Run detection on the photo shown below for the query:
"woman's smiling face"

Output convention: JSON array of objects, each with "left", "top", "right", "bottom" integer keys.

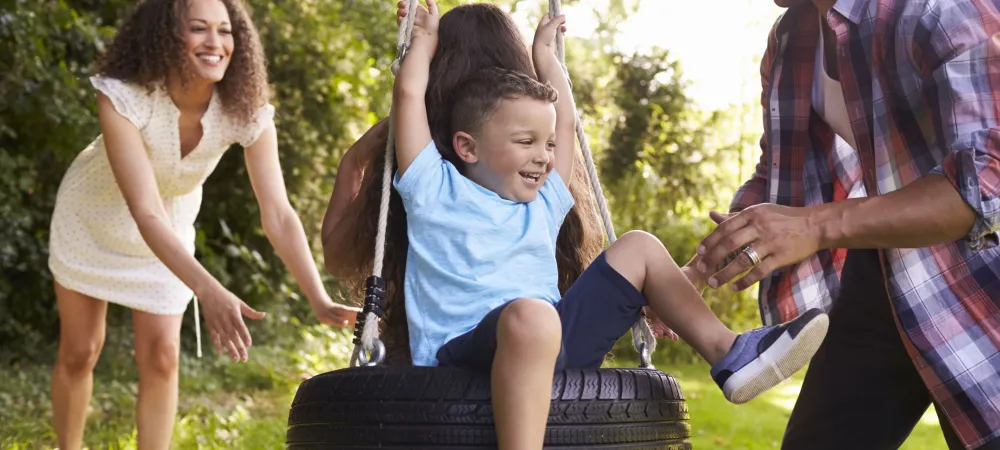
[{"left": 180, "top": 0, "right": 234, "bottom": 83}]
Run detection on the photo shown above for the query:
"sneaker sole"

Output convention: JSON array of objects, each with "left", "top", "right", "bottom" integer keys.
[{"left": 724, "top": 314, "right": 830, "bottom": 404}]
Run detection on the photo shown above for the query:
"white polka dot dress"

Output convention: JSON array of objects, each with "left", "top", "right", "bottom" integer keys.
[{"left": 48, "top": 75, "right": 274, "bottom": 315}]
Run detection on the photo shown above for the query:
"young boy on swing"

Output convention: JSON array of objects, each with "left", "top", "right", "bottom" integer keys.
[{"left": 386, "top": 0, "right": 829, "bottom": 447}]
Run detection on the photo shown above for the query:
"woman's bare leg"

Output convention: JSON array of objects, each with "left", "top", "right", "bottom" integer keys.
[
  {"left": 51, "top": 281, "right": 108, "bottom": 450},
  {"left": 132, "top": 310, "right": 184, "bottom": 450}
]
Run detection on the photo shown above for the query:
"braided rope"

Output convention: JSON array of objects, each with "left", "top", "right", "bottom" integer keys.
[
  {"left": 355, "top": 0, "right": 656, "bottom": 368},
  {"left": 352, "top": 0, "right": 419, "bottom": 367}
]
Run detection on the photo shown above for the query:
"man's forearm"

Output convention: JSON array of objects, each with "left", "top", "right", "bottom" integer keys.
[{"left": 815, "top": 174, "right": 978, "bottom": 249}]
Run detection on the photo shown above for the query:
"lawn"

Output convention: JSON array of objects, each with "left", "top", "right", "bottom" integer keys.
[
  {"left": 659, "top": 363, "right": 948, "bottom": 449},
  {"left": 1, "top": 327, "right": 949, "bottom": 449}
]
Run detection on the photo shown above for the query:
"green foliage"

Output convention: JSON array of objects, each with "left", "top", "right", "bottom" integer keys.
[
  {"left": 598, "top": 51, "right": 761, "bottom": 353},
  {"left": 0, "top": 0, "right": 132, "bottom": 359},
  {"left": 0, "top": 0, "right": 762, "bottom": 366},
  {"left": 565, "top": 35, "right": 760, "bottom": 362}
]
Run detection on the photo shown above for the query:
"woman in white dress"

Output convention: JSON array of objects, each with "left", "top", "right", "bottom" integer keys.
[{"left": 46, "top": 0, "right": 359, "bottom": 447}]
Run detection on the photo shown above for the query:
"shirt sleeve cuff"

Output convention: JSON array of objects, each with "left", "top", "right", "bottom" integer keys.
[{"left": 931, "top": 151, "right": 1000, "bottom": 251}]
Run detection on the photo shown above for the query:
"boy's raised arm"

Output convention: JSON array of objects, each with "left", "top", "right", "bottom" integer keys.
[
  {"left": 533, "top": 14, "right": 576, "bottom": 186},
  {"left": 393, "top": 0, "right": 439, "bottom": 177}
]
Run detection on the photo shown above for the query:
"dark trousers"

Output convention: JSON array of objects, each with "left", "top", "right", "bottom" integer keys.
[{"left": 781, "top": 249, "right": 999, "bottom": 449}]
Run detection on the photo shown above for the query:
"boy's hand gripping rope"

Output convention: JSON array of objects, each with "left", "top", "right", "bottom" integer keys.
[{"left": 351, "top": 0, "right": 657, "bottom": 369}]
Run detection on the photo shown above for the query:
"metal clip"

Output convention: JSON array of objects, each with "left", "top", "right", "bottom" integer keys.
[
  {"left": 356, "top": 339, "right": 386, "bottom": 367},
  {"left": 638, "top": 341, "right": 655, "bottom": 370},
  {"left": 398, "top": 43, "right": 409, "bottom": 63}
]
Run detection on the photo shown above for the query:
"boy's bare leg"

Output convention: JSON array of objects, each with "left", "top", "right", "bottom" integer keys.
[
  {"left": 491, "top": 298, "right": 562, "bottom": 450},
  {"left": 605, "top": 230, "right": 828, "bottom": 404},
  {"left": 605, "top": 231, "right": 737, "bottom": 364}
]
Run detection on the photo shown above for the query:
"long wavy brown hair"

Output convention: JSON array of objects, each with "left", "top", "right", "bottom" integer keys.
[
  {"left": 95, "top": 0, "right": 268, "bottom": 124},
  {"left": 335, "top": 3, "right": 604, "bottom": 365}
]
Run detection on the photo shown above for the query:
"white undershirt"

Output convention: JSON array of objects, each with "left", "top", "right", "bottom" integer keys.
[{"left": 812, "top": 13, "right": 858, "bottom": 150}]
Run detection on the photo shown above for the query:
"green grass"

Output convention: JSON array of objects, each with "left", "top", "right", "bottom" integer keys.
[
  {"left": 0, "top": 318, "right": 354, "bottom": 450},
  {"left": 1, "top": 331, "right": 950, "bottom": 449},
  {"left": 658, "top": 363, "right": 948, "bottom": 449}
]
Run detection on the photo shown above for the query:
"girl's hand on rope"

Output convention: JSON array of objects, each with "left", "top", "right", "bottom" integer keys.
[
  {"left": 396, "top": 1, "right": 410, "bottom": 25},
  {"left": 197, "top": 284, "right": 266, "bottom": 362},
  {"left": 408, "top": 0, "right": 439, "bottom": 40},
  {"left": 644, "top": 308, "right": 679, "bottom": 341},
  {"left": 311, "top": 297, "right": 361, "bottom": 328},
  {"left": 531, "top": 13, "right": 567, "bottom": 73}
]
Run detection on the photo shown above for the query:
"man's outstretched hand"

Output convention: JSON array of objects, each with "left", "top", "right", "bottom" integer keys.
[{"left": 696, "top": 204, "right": 823, "bottom": 292}]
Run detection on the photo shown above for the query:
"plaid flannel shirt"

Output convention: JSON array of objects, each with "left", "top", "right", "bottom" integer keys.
[{"left": 732, "top": 1, "right": 1000, "bottom": 447}]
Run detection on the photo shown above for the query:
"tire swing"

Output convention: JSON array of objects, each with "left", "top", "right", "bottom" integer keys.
[{"left": 286, "top": 1, "right": 692, "bottom": 448}]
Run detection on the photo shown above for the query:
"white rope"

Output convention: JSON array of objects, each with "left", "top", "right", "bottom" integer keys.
[
  {"left": 547, "top": 0, "right": 656, "bottom": 360},
  {"left": 193, "top": 296, "right": 202, "bottom": 358},
  {"left": 391, "top": 0, "right": 419, "bottom": 76},
  {"left": 359, "top": 102, "right": 396, "bottom": 356},
  {"left": 355, "top": 0, "right": 419, "bottom": 365}
]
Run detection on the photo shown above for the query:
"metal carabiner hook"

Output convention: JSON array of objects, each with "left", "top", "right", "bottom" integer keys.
[
  {"left": 638, "top": 341, "right": 655, "bottom": 370},
  {"left": 356, "top": 338, "right": 386, "bottom": 367}
]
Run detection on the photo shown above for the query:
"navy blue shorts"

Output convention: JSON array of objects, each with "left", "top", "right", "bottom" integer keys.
[{"left": 435, "top": 251, "right": 648, "bottom": 371}]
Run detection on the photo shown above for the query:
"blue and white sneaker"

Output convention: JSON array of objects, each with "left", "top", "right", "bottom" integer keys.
[{"left": 710, "top": 308, "right": 829, "bottom": 404}]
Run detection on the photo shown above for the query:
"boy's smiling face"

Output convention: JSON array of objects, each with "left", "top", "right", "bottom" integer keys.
[{"left": 454, "top": 96, "right": 557, "bottom": 202}]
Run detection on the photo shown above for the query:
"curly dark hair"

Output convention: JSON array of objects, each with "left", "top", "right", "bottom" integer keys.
[{"left": 95, "top": 0, "right": 268, "bottom": 124}]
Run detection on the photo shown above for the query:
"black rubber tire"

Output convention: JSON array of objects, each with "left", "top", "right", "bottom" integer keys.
[{"left": 286, "top": 366, "right": 692, "bottom": 449}]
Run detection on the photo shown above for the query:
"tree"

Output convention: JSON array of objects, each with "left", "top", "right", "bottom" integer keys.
[{"left": 561, "top": 29, "right": 762, "bottom": 361}]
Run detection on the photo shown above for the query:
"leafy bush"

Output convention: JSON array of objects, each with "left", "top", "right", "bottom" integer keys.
[{"left": 0, "top": 0, "right": 760, "bottom": 367}]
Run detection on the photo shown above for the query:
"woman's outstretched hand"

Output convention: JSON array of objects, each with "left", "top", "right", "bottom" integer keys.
[{"left": 197, "top": 284, "right": 266, "bottom": 362}]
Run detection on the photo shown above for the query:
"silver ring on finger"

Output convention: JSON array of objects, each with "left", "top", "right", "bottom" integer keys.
[{"left": 743, "top": 246, "right": 762, "bottom": 266}]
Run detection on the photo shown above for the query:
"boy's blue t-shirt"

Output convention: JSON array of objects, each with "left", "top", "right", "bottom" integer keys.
[{"left": 392, "top": 141, "right": 576, "bottom": 366}]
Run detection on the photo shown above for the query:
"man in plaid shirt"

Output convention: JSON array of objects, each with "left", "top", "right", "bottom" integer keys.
[{"left": 695, "top": 0, "right": 1000, "bottom": 448}]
